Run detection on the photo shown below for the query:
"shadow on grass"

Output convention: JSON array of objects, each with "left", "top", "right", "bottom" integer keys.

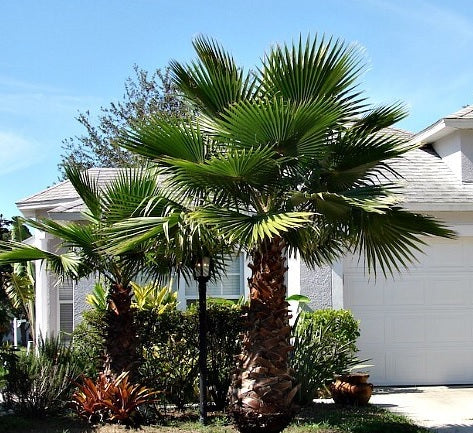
[
  {"left": 293, "top": 402, "right": 430, "bottom": 433},
  {"left": 2, "top": 404, "right": 430, "bottom": 433},
  {"left": 2, "top": 414, "right": 92, "bottom": 433}
]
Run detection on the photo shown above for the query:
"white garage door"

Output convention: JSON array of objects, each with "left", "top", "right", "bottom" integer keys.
[{"left": 344, "top": 237, "right": 473, "bottom": 386}]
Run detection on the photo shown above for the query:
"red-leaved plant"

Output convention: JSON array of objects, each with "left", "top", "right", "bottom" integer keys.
[{"left": 71, "top": 371, "right": 159, "bottom": 424}]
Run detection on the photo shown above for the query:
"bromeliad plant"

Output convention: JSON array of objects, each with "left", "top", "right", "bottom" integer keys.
[
  {"left": 71, "top": 371, "right": 159, "bottom": 425},
  {"left": 111, "top": 35, "right": 455, "bottom": 433}
]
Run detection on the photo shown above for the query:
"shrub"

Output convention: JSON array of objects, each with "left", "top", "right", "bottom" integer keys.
[
  {"left": 71, "top": 309, "right": 106, "bottom": 377},
  {"left": 74, "top": 300, "right": 243, "bottom": 412},
  {"left": 290, "top": 309, "right": 362, "bottom": 406},
  {"left": 1, "top": 336, "right": 82, "bottom": 416},
  {"left": 71, "top": 371, "right": 159, "bottom": 425},
  {"left": 201, "top": 300, "right": 242, "bottom": 410},
  {"left": 137, "top": 309, "right": 199, "bottom": 410}
]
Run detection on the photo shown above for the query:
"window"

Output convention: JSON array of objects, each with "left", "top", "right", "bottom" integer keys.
[
  {"left": 184, "top": 255, "right": 244, "bottom": 302},
  {"left": 57, "top": 279, "right": 74, "bottom": 338}
]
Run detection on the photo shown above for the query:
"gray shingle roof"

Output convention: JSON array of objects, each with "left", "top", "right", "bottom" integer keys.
[
  {"left": 16, "top": 168, "right": 124, "bottom": 209},
  {"left": 445, "top": 105, "right": 473, "bottom": 119},
  {"left": 16, "top": 111, "right": 473, "bottom": 215},
  {"left": 389, "top": 148, "right": 473, "bottom": 209}
]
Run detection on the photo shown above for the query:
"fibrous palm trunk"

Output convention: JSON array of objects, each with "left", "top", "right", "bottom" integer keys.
[
  {"left": 229, "top": 237, "right": 299, "bottom": 433},
  {"left": 104, "top": 283, "right": 137, "bottom": 377}
]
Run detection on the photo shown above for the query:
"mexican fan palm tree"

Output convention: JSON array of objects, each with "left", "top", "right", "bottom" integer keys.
[
  {"left": 0, "top": 166, "right": 178, "bottom": 376},
  {"left": 111, "top": 36, "right": 454, "bottom": 432}
]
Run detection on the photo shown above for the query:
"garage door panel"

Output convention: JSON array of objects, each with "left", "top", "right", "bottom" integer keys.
[
  {"left": 343, "top": 236, "right": 473, "bottom": 385},
  {"left": 344, "top": 278, "right": 383, "bottom": 306},
  {"left": 429, "top": 279, "right": 473, "bottom": 305},
  {"left": 425, "top": 313, "right": 473, "bottom": 342},
  {"left": 389, "top": 315, "right": 425, "bottom": 344},
  {"left": 384, "top": 280, "right": 425, "bottom": 305},
  {"left": 357, "top": 316, "right": 385, "bottom": 344},
  {"left": 388, "top": 352, "right": 427, "bottom": 385},
  {"left": 426, "top": 350, "right": 473, "bottom": 383}
]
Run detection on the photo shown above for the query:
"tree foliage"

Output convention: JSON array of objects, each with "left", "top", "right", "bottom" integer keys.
[{"left": 59, "top": 66, "right": 188, "bottom": 177}]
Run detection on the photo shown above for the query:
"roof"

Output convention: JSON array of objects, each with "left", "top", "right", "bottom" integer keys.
[
  {"left": 389, "top": 147, "right": 473, "bottom": 211},
  {"left": 412, "top": 105, "right": 473, "bottom": 145},
  {"left": 16, "top": 168, "right": 126, "bottom": 217},
  {"left": 16, "top": 108, "right": 473, "bottom": 216}
]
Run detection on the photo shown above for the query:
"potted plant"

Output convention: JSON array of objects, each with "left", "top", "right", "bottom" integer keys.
[{"left": 330, "top": 366, "right": 374, "bottom": 406}]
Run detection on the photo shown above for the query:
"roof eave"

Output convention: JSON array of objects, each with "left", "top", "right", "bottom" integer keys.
[
  {"left": 403, "top": 201, "right": 473, "bottom": 212},
  {"left": 410, "top": 118, "right": 473, "bottom": 145}
]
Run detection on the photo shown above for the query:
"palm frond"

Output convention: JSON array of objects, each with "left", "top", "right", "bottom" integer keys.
[
  {"left": 212, "top": 98, "right": 340, "bottom": 159},
  {"left": 161, "top": 146, "right": 280, "bottom": 207},
  {"left": 191, "top": 207, "right": 314, "bottom": 247},
  {"left": 170, "top": 35, "right": 256, "bottom": 117},
  {"left": 120, "top": 116, "right": 207, "bottom": 162},
  {"left": 260, "top": 35, "right": 366, "bottom": 113},
  {"left": 5, "top": 273, "right": 34, "bottom": 309},
  {"left": 65, "top": 165, "right": 102, "bottom": 218},
  {"left": 0, "top": 241, "right": 81, "bottom": 278},
  {"left": 350, "top": 208, "right": 456, "bottom": 277}
]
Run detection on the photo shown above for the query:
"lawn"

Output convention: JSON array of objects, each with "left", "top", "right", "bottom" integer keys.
[{"left": 1, "top": 402, "right": 429, "bottom": 433}]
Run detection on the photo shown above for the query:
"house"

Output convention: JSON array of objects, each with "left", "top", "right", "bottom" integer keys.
[{"left": 16, "top": 106, "right": 473, "bottom": 386}]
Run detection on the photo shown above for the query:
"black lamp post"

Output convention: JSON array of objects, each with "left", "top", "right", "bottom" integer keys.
[{"left": 193, "top": 256, "right": 211, "bottom": 425}]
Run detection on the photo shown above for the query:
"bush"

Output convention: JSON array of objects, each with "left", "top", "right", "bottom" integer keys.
[
  {"left": 71, "top": 309, "right": 106, "bottom": 377},
  {"left": 202, "top": 300, "right": 242, "bottom": 410},
  {"left": 0, "top": 336, "right": 82, "bottom": 416},
  {"left": 290, "top": 309, "right": 362, "bottom": 406},
  {"left": 137, "top": 309, "right": 199, "bottom": 410},
  {"left": 73, "top": 301, "right": 243, "bottom": 412}
]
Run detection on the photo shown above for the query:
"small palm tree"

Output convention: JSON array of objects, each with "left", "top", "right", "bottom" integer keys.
[
  {"left": 0, "top": 166, "right": 177, "bottom": 376},
  {"left": 112, "top": 35, "right": 454, "bottom": 432},
  {"left": 4, "top": 217, "right": 36, "bottom": 342}
]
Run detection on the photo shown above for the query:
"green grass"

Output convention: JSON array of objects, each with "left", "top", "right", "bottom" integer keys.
[{"left": 1, "top": 403, "right": 429, "bottom": 433}]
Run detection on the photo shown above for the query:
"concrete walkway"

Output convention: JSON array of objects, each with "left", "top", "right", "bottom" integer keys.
[{"left": 370, "top": 386, "right": 473, "bottom": 433}]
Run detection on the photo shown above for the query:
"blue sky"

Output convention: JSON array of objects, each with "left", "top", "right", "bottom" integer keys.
[{"left": 1, "top": 0, "right": 473, "bottom": 219}]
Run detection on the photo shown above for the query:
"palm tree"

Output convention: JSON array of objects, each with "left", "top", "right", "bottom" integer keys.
[
  {"left": 109, "top": 36, "right": 453, "bottom": 432},
  {"left": 4, "top": 217, "right": 36, "bottom": 343},
  {"left": 0, "top": 166, "right": 178, "bottom": 376}
]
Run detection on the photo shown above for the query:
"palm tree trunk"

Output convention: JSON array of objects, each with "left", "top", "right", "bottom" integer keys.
[
  {"left": 104, "top": 283, "right": 137, "bottom": 377},
  {"left": 229, "top": 237, "right": 299, "bottom": 433}
]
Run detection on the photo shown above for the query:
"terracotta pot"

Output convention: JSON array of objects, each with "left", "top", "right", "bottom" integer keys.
[{"left": 330, "top": 373, "right": 373, "bottom": 406}]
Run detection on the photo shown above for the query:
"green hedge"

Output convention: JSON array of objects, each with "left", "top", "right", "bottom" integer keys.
[
  {"left": 72, "top": 300, "right": 242, "bottom": 411},
  {"left": 71, "top": 305, "right": 362, "bottom": 410}
]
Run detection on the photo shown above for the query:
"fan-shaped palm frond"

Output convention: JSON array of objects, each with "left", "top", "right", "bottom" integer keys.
[
  {"left": 121, "top": 116, "right": 207, "bottom": 162},
  {"left": 260, "top": 35, "right": 366, "bottom": 111},
  {"left": 191, "top": 206, "right": 314, "bottom": 248},
  {"left": 0, "top": 241, "right": 81, "bottom": 279},
  {"left": 170, "top": 35, "right": 256, "bottom": 117}
]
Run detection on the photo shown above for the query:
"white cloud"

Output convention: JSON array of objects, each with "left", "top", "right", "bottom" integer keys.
[{"left": 0, "top": 131, "right": 44, "bottom": 175}]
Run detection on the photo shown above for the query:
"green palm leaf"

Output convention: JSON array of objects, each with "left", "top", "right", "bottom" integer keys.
[
  {"left": 121, "top": 116, "right": 207, "bottom": 162},
  {"left": 0, "top": 241, "right": 81, "bottom": 278},
  {"left": 170, "top": 35, "right": 256, "bottom": 117},
  {"left": 211, "top": 97, "right": 340, "bottom": 158},
  {"left": 260, "top": 35, "right": 366, "bottom": 112},
  {"left": 191, "top": 207, "right": 314, "bottom": 247},
  {"left": 350, "top": 208, "right": 455, "bottom": 276},
  {"left": 65, "top": 165, "right": 102, "bottom": 218}
]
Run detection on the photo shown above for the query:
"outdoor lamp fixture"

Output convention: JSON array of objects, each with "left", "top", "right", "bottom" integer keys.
[
  {"left": 193, "top": 255, "right": 212, "bottom": 425},
  {"left": 194, "top": 256, "right": 211, "bottom": 281}
]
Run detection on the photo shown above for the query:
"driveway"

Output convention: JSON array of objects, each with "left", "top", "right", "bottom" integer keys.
[{"left": 370, "top": 386, "right": 473, "bottom": 433}]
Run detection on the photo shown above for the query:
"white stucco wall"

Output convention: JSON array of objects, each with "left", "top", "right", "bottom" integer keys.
[
  {"left": 460, "top": 130, "right": 473, "bottom": 183},
  {"left": 299, "top": 262, "right": 332, "bottom": 310},
  {"left": 433, "top": 132, "right": 462, "bottom": 180},
  {"left": 73, "top": 276, "right": 95, "bottom": 327}
]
